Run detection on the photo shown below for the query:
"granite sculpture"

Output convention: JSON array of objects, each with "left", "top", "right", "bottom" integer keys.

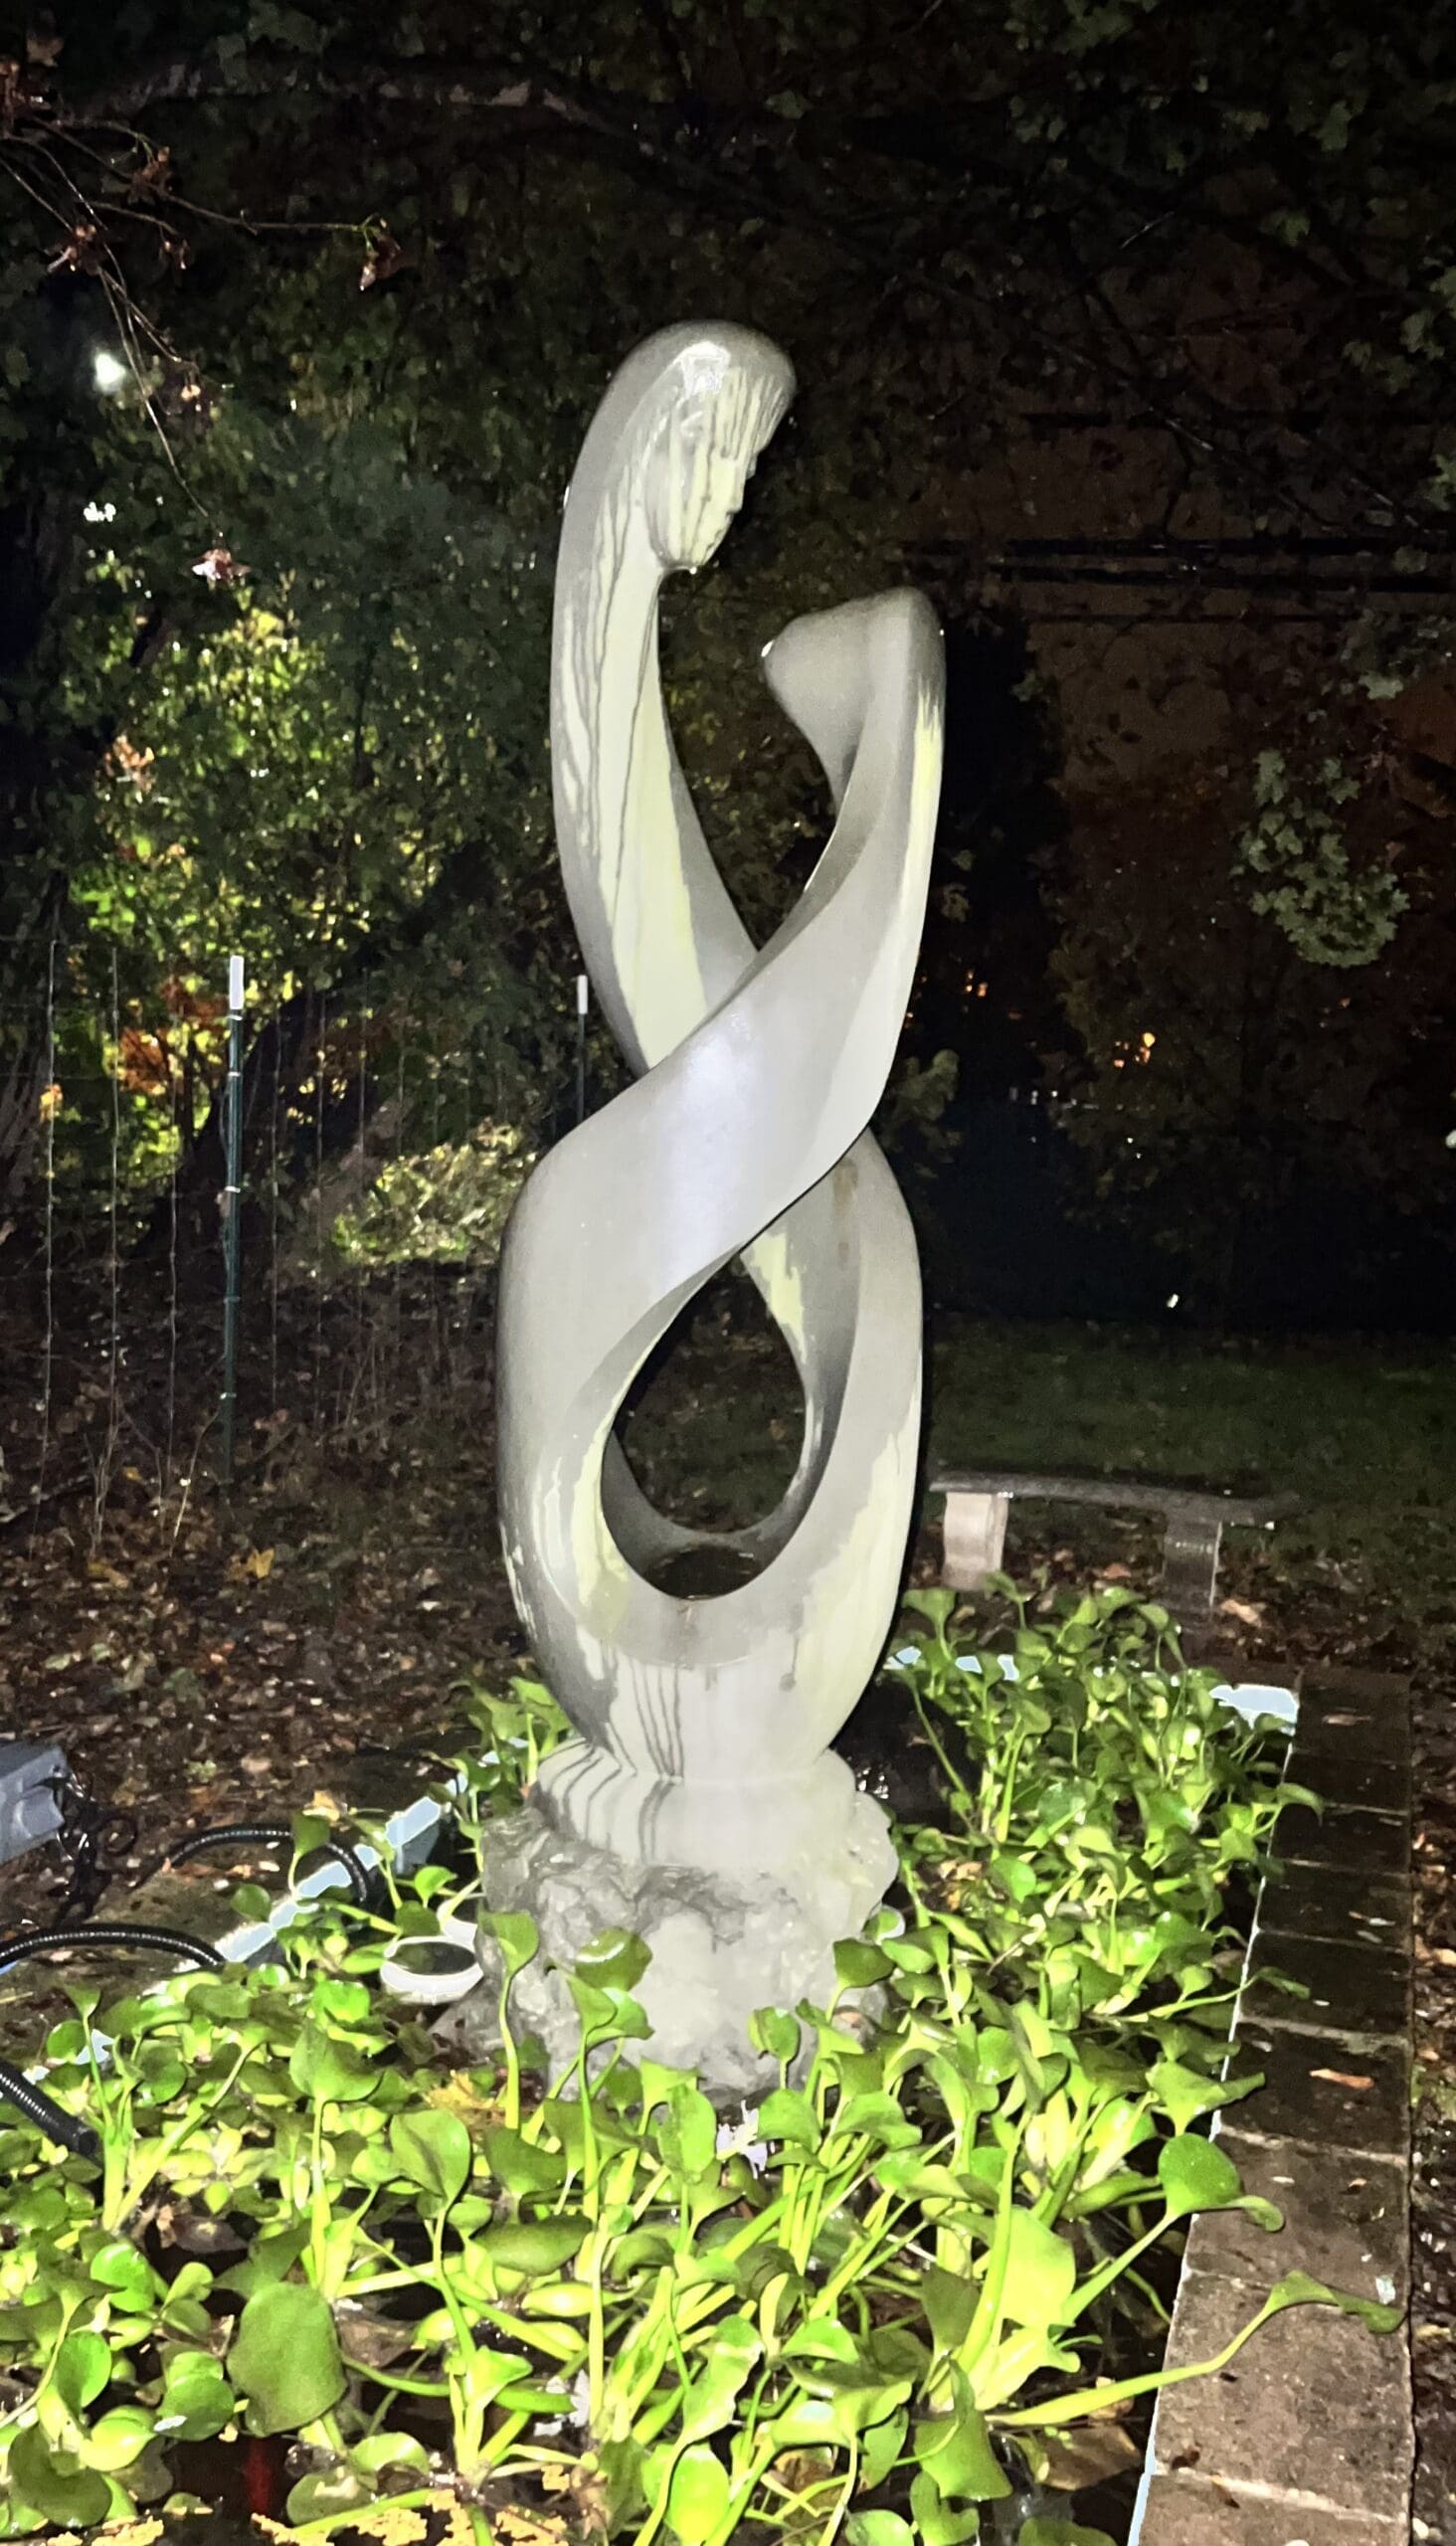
[{"left": 474, "top": 323, "right": 945, "bottom": 2090}]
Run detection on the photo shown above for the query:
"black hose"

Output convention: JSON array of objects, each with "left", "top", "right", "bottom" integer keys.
[
  {"left": 0, "top": 1924, "right": 227, "bottom": 1978},
  {"left": 160, "top": 1823, "right": 373, "bottom": 1909},
  {"left": 0, "top": 2057, "right": 100, "bottom": 2162}
]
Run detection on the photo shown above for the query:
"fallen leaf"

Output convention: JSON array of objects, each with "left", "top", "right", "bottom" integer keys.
[
  {"left": 1219, "top": 1596, "right": 1266, "bottom": 1626},
  {"left": 1310, "top": 2068, "right": 1373, "bottom": 2091},
  {"left": 1037, "top": 2419, "right": 1142, "bottom": 2489}
]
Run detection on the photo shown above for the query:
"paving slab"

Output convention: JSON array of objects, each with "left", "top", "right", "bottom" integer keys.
[
  {"left": 1140, "top": 1661, "right": 1412, "bottom": 2546},
  {"left": 1242, "top": 1933, "right": 1408, "bottom": 2040},
  {"left": 1139, "top": 2472, "right": 1402, "bottom": 2544},
  {"left": 1288, "top": 1745, "right": 1412, "bottom": 1818},
  {"left": 1229, "top": 2017, "right": 1408, "bottom": 2155},
  {"left": 1257, "top": 1860, "right": 1409, "bottom": 1950},
  {"left": 1193, "top": 2131, "right": 1408, "bottom": 2306},
  {"left": 1150, "top": 2267, "right": 1411, "bottom": 2521},
  {"left": 1274, "top": 1800, "right": 1409, "bottom": 1875}
]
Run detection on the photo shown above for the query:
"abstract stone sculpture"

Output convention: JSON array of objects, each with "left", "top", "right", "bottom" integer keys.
[{"left": 475, "top": 324, "right": 945, "bottom": 2091}]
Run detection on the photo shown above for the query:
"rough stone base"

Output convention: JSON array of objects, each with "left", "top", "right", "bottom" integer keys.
[{"left": 437, "top": 1795, "right": 893, "bottom": 2099}]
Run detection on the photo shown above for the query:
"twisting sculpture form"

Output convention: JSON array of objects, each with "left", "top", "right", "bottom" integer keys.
[{"left": 485, "top": 325, "right": 945, "bottom": 2087}]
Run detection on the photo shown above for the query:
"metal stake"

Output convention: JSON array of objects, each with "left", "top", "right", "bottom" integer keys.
[
  {"left": 220, "top": 954, "right": 245, "bottom": 1486},
  {"left": 575, "top": 972, "right": 589, "bottom": 1125}
]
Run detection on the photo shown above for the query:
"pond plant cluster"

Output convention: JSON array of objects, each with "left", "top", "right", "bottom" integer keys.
[{"left": 0, "top": 1589, "right": 1398, "bottom": 2545}]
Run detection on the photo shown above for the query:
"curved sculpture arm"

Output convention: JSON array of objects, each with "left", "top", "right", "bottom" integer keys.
[{"left": 495, "top": 324, "right": 945, "bottom": 1866}]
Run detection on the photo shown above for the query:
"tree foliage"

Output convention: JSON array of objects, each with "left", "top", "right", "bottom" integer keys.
[{"left": 2, "top": 0, "right": 1454, "bottom": 1262}]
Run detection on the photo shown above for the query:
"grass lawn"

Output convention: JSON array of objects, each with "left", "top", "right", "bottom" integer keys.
[{"left": 624, "top": 1289, "right": 1456, "bottom": 1647}]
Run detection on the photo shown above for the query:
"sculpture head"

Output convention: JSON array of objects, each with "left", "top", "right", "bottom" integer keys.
[{"left": 565, "top": 324, "right": 796, "bottom": 578}]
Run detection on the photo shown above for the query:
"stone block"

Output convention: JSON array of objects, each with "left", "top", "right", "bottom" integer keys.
[
  {"left": 1224, "top": 2021, "right": 1409, "bottom": 2156},
  {"left": 1243, "top": 1934, "right": 1408, "bottom": 2040},
  {"left": 1138, "top": 2472, "right": 1402, "bottom": 2545},
  {"left": 1194, "top": 2129, "right": 1407, "bottom": 2306},
  {"left": 1274, "top": 1802, "right": 1409, "bottom": 1875},
  {"left": 1149, "top": 2266, "right": 1410, "bottom": 2521},
  {"left": 1258, "top": 1860, "right": 1409, "bottom": 1951},
  {"left": 1288, "top": 1744, "right": 1412, "bottom": 1818}
]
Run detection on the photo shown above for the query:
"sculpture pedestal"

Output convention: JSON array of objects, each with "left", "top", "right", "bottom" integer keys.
[{"left": 443, "top": 1756, "right": 896, "bottom": 2098}]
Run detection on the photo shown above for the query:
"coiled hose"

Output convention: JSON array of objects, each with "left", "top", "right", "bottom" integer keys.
[
  {"left": 0, "top": 1814, "right": 375, "bottom": 2150},
  {"left": 160, "top": 1822, "right": 373, "bottom": 1908},
  {"left": 0, "top": 2057, "right": 100, "bottom": 2161},
  {"left": 0, "top": 1925, "right": 225, "bottom": 2155},
  {"left": 0, "top": 1923, "right": 227, "bottom": 1980}
]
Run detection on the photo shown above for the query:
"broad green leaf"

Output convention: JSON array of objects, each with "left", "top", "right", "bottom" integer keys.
[
  {"left": 286, "top": 2468, "right": 368, "bottom": 2524},
  {"left": 1264, "top": 2270, "right": 1403, "bottom": 2333},
  {"left": 481, "top": 2123, "right": 566, "bottom": 2196},
  {"left": 9, "top": 2426, "right": 112, "bottom": 2530},
  {"left": 480, "top": 1909, "right": 540, "bottom": 1977},
  {"left": 914, "top": 2375, "right": 1011, "bottom": 2501},
  {"left": 480, "top": 2214, "right": 590, "bottom": 2273},
  {"left": 847, "top": 2519, "right": 916, "bottom": 2546},
  {"left": 1158, "top": 2132, "right": 1280, "bottom": 2226},
  {"left": 1148, "top": 2059, "right": 1252, "bottom": 2134},
  {"left": 663, "top": 2443, "right": 731, "bottom": 2544},
  {"left": 81, "top": 2406, "right": 154, "bottom": 2472},
  {"left": 678, "top": 2320, "right": 762, "bottom": 2444},
  {"left": 89, "top": 2243, "right": 163, "bottom": 2311},
  {"left": 910, "top": 2467, "right": 983, "bottom": 2546},
  {"left": 659, "top": 2084, "right": 717, "bottom": 2178},
  {"left": 1002, "top": 2211, "right": 1078, "bottom": 2328},
  {"left": 575, "top": 1926, "right": 651, "bottom": 1990},
  {"left": 54, "top": 2330, "right": 110, "bottom": 2416},
  {"left": 767, "top": 2377, "right": 912, "bottom": 2447},
  {"left": 229, "top": 2282, "right": 347, "bottom": 2435},
  {"left": 313, "top": 1978, "right": 373, "bottom": 2025},
  {"left": 160, "top": 2351, "right": 235, "bottom": 2445},
  {"left": 351, "top": 2433, "right": 431, "bottom": 2475},
  {"left": 921, "top": 2261, "right": 977, "bottom": 2354},
  {"left": 832, "top": 2090, "right": 921, "bottom": 2149},
  {"left": 833, "top": 1938, "right": 893, "bottom": 1990},
  {"left": 749, "top": 2005, "right": 801, "bottom": 2063},
  {"left": 859, "top": 2407, "right": 909, "bottom": 2491},
  {"left": 288, "top": 2024, "right": 375, "bottom": 2104},
  {"left": 757, "top": 2088, "right": 818, "bottom": 2148},
  {"left": 389, "top": 2108, "right": 472, "bottom": 2207}
]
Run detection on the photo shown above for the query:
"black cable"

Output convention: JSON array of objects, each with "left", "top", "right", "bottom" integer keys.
[
  {"left": 0, "top": 1924, "right": 227, "bottom": 1978},
  {"left": 0, "top": 2058, "right": 100, "bottom": 2162},
  {"left": 158, "top": 1823, "right": 373, "bottom": 1909},
  {"left": 40, "top": 1770, "right": 138, "bottom": 1927}
]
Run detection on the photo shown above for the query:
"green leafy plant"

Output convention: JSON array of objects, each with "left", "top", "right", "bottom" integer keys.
[{"left": 0, "top": 1605, "right": 1397, "bottom": 2545}]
